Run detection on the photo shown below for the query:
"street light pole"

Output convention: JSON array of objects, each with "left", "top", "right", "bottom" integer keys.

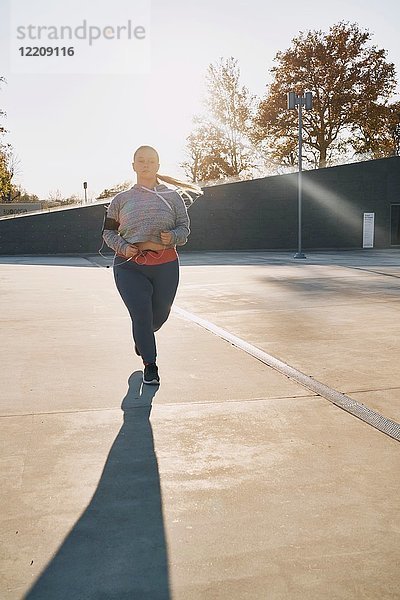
[
  {"left": 287, "top": 91, "right": 312, "bottom": 259},
  {"left": 297, "top": 99, "right": 304, "bottom": 258}
]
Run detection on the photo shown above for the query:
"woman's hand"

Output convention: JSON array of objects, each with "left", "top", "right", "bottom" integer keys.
[
  {"left": 160, "top": 231, "right": 174, "bottom": 245},
  {"left": 124, "top": 244, "right": 140, "bottom": 258}
]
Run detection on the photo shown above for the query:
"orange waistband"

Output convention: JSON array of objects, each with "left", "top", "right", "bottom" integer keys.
[{"left": 116, "top": 247, "right": 178, "bottom": 265}]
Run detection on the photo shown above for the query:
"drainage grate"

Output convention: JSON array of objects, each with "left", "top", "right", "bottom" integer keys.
[{"left": 173, "top": 306, "right": 400, "bottom": 443}]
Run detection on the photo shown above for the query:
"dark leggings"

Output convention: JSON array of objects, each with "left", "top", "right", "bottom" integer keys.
[{"left": 113, "top": 255, "right": 180, "bottom": 364}]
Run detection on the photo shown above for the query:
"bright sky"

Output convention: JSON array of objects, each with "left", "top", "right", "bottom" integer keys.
[{"left": 0, "top": 0, "right": 399, "bottom": 200}]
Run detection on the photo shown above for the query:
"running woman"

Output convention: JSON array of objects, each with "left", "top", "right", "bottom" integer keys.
[{"left": 102, "top": 145, "right": 203, "bottom": 385}]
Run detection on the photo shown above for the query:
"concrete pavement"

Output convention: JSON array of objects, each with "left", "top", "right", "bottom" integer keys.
[{"left": 1, "top": 250, "right": 399, "bottom": 599}]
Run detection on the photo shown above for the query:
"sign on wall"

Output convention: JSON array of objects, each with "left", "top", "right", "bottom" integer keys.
[
  {"left": 363, "top": 212, "right": 375, "bottom": 248},
  {"left": 0, "top": 203, "right": 42, "bottom": 216}
]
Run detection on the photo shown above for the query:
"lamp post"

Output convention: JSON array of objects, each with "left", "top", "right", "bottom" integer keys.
[
  {"left": 287, "top": 91, "right": 312, "bottom": 259},
  {"left": 83, "top": 181, "right": 88, "bottom": 204}
]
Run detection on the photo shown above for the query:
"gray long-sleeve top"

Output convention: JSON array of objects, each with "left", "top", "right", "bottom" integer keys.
[{"left": 102, "top": 183, "right": 191, "bottom": 256}]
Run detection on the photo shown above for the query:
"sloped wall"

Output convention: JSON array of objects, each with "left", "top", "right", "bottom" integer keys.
[{"left": 0, "top": 156, "right": 399, "bottom": 255}]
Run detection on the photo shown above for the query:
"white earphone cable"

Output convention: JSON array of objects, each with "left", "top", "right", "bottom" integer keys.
[{"left": 97, "top": 184, "right": 188, "bottom": 267}]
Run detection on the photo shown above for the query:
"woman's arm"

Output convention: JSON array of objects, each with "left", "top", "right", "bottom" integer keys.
[
  {"left": 169, "top": 194, "right": 191, "bottom": 246},
  {"left": 102, "top": 196, "right": 131, "bottom": 256}
]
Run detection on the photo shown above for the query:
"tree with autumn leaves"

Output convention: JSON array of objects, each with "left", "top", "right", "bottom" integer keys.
[
  {"left": 181, "top": 57, "right": 260, "bottom": 184},
  {"left": 183, "top": 22, "right": 399, "bottom": 182},
  {"left": 253, "top": 22, "right": 399, "bottom": 169},
  {"left": 0, "top": 77, "right": 12, "bottom": 201},
  {"left": 0, "top": 76, "right": 23, "bottom": 202}
]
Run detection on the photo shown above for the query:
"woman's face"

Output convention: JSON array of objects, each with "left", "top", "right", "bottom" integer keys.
[{"left": 133, "top": 149, "right": 160, "bottom": 177}]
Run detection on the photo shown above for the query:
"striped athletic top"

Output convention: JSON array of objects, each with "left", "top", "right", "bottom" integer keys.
[{"left": 102, "top": 183, "right": 191, "bottom": 257}]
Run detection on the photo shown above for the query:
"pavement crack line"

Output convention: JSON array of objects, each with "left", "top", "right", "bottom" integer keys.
[
  {"left": 0, "top": 394, "right": 319, "bottom": 418},
  {"left": 173, "top": 306, "right": 400, "bottom": 443},
  {"left": 343, "top": 265, "right": 400, "bottom": 279}
]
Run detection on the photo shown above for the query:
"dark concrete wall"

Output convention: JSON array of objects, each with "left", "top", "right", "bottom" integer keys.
[
  {"left": 0, "top": 156, "right": 399, "bottom": 255},
  {"left": 0, "top": 204, "right": 107, "bottom": 255},
  {"left": 186, "top": 155, "right": 400, "bottom": 251}
]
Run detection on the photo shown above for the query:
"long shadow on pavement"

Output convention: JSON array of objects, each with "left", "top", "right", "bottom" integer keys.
[{"left": 24, "top": 371, "right": 171, "bottom": 600}]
